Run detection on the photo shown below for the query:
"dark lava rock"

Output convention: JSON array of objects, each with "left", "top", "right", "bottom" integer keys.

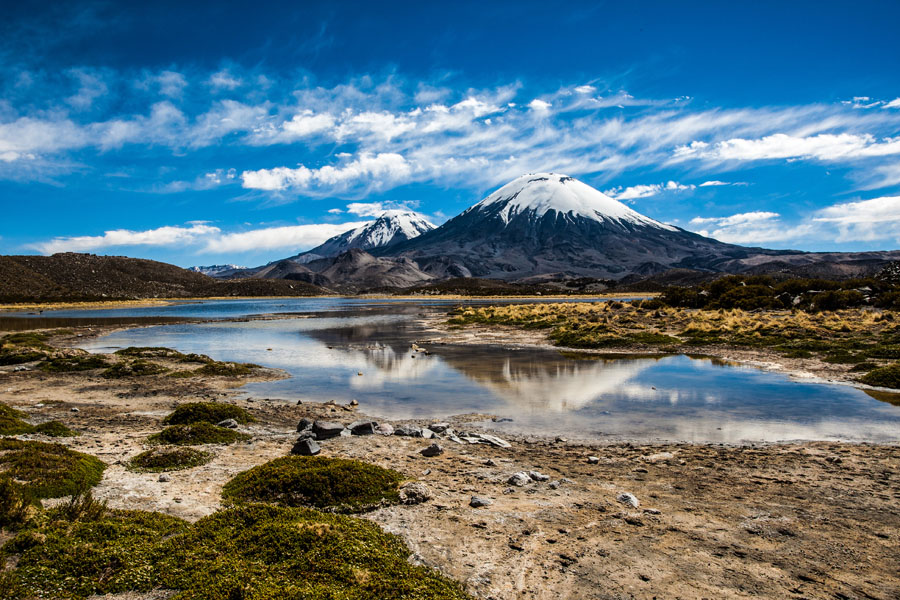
[
  {"left": 394, "top": 424, "right": 423, "bottom": 437},
  {"left": 297, "top": 417, "right": 314, "bottom": 432},
  {"left": 420, "top": 443, "right": 444, "bottom": 457},
  {"left": 291, "top": 438, "right": 321, "bottom": 456},
  {"left": 349, "top": 420, "right": 377, "bottom": 436},
  {"left": 312, "top": 420, "right": 346, "bottom": 439}
]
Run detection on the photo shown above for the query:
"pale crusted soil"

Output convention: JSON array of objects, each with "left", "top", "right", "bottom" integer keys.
[{"left": 0, "top": 359, "right": 898, "bottom": 600}]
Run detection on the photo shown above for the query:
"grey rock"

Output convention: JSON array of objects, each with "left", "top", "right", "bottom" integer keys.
[
  {"left": 394, "top": 424, "right": 423, "bottom": 437},
  {"left": 158, "top": 473, "right": 171, "bottom": 482},
  {"left": 291, "top": 438, "right": 321, "bottom": 456},
  {"left": 473, "top": 433, "right": 511, "bottom": 448},
  {"left": 217, "top": 418, "right": 238, "bottom": 429},
  {"left": 470, "top": 496, "right": 493, "bottom": 508},
  {"left": 616, "top": 492, "right": 640, "bottom": 508},
  {"left": 313, "top": 420, "right": 346, "bottom": 439},
  {"left": 375, "top": 423, "right": 394, "bottom": 436},
  {"left": 296, "top": 430, "right": 317, "bottom": 441},
  {"left": 484, "top": 459, "right": 499, "bottom": 467},
  {"left": 529, "top": 471, "right": 550, "bottom": 482},
  {"left": 297, "top": 418, "right": 314, "bottom": 432},
  {"left": 508, "top": 472, "right": 531, "bottom": 487},
  {"left": 349, "top": 420, "right": 377, "bottom": 436},
  {"left": 549, "top": 480, "right": 560, "bottom": 489},
  {"left": 420, "top": 443, "right": 443, "bottom": 457},
  {"left": 13, "top": 366, "right": 29, "bottom": 372},
  {"left": 421, "top": 428, "right": 435, "bottom": 439},
  {"left": 399, "top": 482, "right": 432, "bottom": 504},
  {"left": 70, "top": 407, "right": 80, "bottom": 413},
  {"left": 587, "top": 456, "right": 600, "bottom": 464},
  {"left": 429, "top": 422, "right": 451, "bottom": 433}
]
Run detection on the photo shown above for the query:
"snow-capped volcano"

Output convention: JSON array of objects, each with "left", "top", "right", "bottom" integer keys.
[
  {"left": 471, "top": 173, "right": 676, "bottom": 231},
  {"left": 292, "top": 210, "right": 435, "bottom": 262},
  {"left": 379, "top": 172, "right": 754, "bottom": 279}
]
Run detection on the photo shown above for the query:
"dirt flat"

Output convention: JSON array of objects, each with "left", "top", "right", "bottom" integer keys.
[{"left": 1, "top": 327, "right": 898, "bottom": 599}]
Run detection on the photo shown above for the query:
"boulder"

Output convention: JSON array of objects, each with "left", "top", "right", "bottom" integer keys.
[
  {"left": 349, "top": 420, "right": 377, "bottom": 436},
  {"left": 529, "top": 471, "right": 550, "bottom": 482},
  {"left": 469, "top": 496, "right": 493, "bottom": 508},
  {"left": 313, "top": 420, "right": 346, "bottom": 439},
  {"left": 421, "top": 428, "right": 435, "bottom": 439},
  {"left": 399, "top": 482, "right": 432, "bottom": 504},
  {"left": 291, "top": 438, "right": 321, "bottom": 456},
  {"left": 507, "top": 472, "right": 531, "bottom": 487},
  {"left": 375, "top": 423, "right": 394, "bottom": 436},
  {"left": 420, "top": 443, "right": 444, "bottom": 457},
  {"left": 429, "top": 422, "right": 451, "bottom": 433},
  {"left": 394, "top": 424, "right": 423, "bottom": 437},
  {"left": 217, "top": 418, "right": 238, "bottom": 429},
  {"left": 616, "top": 492, "right": 640, "bottom": 508},
  {"left": 297, "top": 418, "right": 314, "bottom": 432}
]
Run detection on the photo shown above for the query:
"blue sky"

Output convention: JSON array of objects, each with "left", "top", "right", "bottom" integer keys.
[{"left": 1, "top": 0, "right": 899, "bottom": 267}]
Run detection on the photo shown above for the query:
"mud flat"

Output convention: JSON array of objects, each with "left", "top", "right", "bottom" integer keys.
[{"left": 0, "top": 326, "right": 898, "bottom": 599}]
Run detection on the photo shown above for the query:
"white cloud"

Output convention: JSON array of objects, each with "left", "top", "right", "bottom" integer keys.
[
  {"left": 606, "top": 181, "right": 695, "bottom": 200},
  {"left": 674, "top": 133, "right": 900, "bottom": 163},
  {"left": 327, "top": 208, "right": 344, "bottom": 214},
  {"left": 814, "top": 195, "right": 900, "bottom": 242},
  {"left": 241, "top": 152, "right": 411, "bottom": 193},
  {"left": 66, "top": 69, "right": 108, "bottom": 110},
  {"left": 699, "top": 180, "right": 729, "bottom": 187},
  {"left": 157, "top": 71, "right": 188, "bottom": 98},
  {"left": 31, "top": 224, "right": 220, "bottom": 254},
  {"left": 345, "top": 202, "right": 385, "bottom": 217},
  {"left": 528, "top": 99, "right": 552, "bottom": 111},
  {"left": 885, "top": 98, "right": 900, "bottom": 109},
  {"left": 574, "top": 85, "right": 596, "bottom": 94},
  {"left": 200, "top": 222, "right": 368, "bottom": 253},
  {"left": 208, "top": 69, "right": 242, "bottom": 90},
  {"left": 281, "top": 110, "right": 335, "bottom": 138},
  {"left": 688, "top": 211, "right": 812, "bottom": 244}
]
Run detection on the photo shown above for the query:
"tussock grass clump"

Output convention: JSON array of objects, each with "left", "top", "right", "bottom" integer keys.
[
  {"left": 0, "top": 477, "right": 38, "bottom": 529},
  {"left": 222, "top": 456, "right": 404, "bottom": 512},
  {"left": 1, "top": 332, "right": 52, "bottom": 349},
  {"left": 2, "top": 503, "right": 471, "bottom": 599},
  {"left": 860, "top": 363, "right": 900, "bottom": 389},
  {"left": 163, "top": 401, "right": 254, "bottom": 426},
  {"left": 128, "top": 447, "right": 212, "bottom": 472},
  {"left": 148, "top": 423, "right": 250, "bottom": 446},
  {"left": 102, "top": 359, "right": 168, "bottom": 379},
  {"left": 39, "top": 353, "right": 110, "bottom": 372},
  {"left": 0, "top": 439, "right": 105, "bottom": 498},
  {"left": 0, "top": 403, "right": 77, "bottom": 437}
]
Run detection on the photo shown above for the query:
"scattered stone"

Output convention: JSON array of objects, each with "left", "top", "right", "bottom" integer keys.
[
  {"left": 296, "top": 430, "right": 316, "bottom": 441},
  {"left": 399, "top": 482, "right": 432, "bottom": 505},
  {"left": 616, "top": 492, "right": 640, "bottom": 508},
  {"left": 549, "top": 481, "right": 560, "bottom": 490},
  {"left": 158, "top": 473, "right": 170, "bottom": 482},
  {"left": 349, "top": 399, "right": 359, "bottom": 406},
  {"left": 420, "top": 443, "right": 444, "bottom": 457},
  {"left": 470, "top": 496, "right": 493, "bottom": 508},
  {"left": 508, "top": 472, "right": 531, "bottom": 487},
  {"left": 460, "top": 433, "right": 512, "bottom": 448},
  {"left": 587, "top": 456, "right": 600, "bottom": 464},
  {"left": 555, "top": 436, "right": 567, "bottom": 443},
  {"left": 642, "top": 451, "right": 675, "bottom": 463},
  {"left": 13, "top": 366, "right": 29, "bottom": 372},
  {"left": 217, "top": 418, "right": 238, "bottom": 429},
  {"left": 394, "top": 424, "right": 423, "bottom": 437},
  {"left": 484, "top": 459, "right": 499, "bottom": 467},
  {"left": 529, "top": 471, "right": 550, "bottom": 482},
  {"left": 291, "top": 438, "right": 321, "bottom": 456},
  {"left": 375, "top": 423, "right": 394, "bottom": 436},
  {"left": 421, "top": 428, "right": 435, "bottom": 439},
  {"left": 312, "top": 420, "right": 346, "bottom": 439},
  {"left": 297, "top": 418, "right": 313, "bottom": 432},
  {"left": 643, "top": 508, "right": 661, "bottom": 515},
  {"left": 349, "top": 420, "right": 377, "bottom": 436},
  {"left": 503, "top": 487, "right": 516, "bottom": 494},
  {"left": 429, "top": 422, "right": 451, "bottom": 433},
  {"left": 70, "top": 408, "right": 80, "bottom": 413}
]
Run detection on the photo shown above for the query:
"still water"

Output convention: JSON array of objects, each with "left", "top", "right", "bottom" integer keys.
[{"left": 69, "top": 299, "right": 900, "bottom": 444}]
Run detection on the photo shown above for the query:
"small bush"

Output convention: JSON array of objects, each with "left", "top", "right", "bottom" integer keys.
[
  {"left": 163, "top": 402, "right": 254, "bottom": 426},
  {"left": 222, "top": 456, "right": 404, "bottom": 512},
  {"left": 129, "top": 447, "right": 212, "bottom": 472},
  {"left": 860, "top": 363, "right": 900, "bottom": 389},
  {"left": 102, "top": 359, "right": 168, "bottom": 379},
  {"left": 148, "top": 423, "right": 250, "bottom": 446},
  {"left": 0, "top": 439, "right": 105, "bottom": 498},
  {"left": 0, "top": 477, "right": 37, "bottom": 529},
  {"left": 39, "top": 354, "right": 110, "bottom": 372}
]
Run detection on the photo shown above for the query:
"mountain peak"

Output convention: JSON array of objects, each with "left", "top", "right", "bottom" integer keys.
[
  {"left": 292, "top": 210, "right": 435, "bottom": 262},
  {"left": 472, "top": 172, "right": 676, "bottom": 231}
]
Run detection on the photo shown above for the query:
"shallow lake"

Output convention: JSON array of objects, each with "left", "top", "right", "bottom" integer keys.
[{"left": 65, "top": 298, "right": 900, "bottom": 444}]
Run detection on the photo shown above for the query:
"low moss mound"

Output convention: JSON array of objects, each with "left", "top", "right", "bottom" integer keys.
[
  {"left": 860, "top": 363, "right": 900, "bottom": 389},
  {"left": 0, "top": 402, "right": 78, "bottom": 437},
  {"left": 1, "top": 332, "right": 52, "bottom": 349},
  {"left": 2, "top": 503, "right": 471, "bottom": 599},
  {"left": 115, "top": 346, "right": 185, "bottom": 358},
  {"left": 0, "top": 439, "right": 105, "bottom": 498},
  {"left": 128, "top": 447, "right": 212, "bottom": 472},
  {"left": 163, "top": 402, "right": 255, "bottom": 426},
  {"left": 102, "top": 359, "right": 168, "bottom": 379},
  {"left": 31, "top": 421, "right": 78, "bottom": 437},
  {"left": 170, "top": 360, "right": 259, "bottom": 378},
  {"left": 39, "top": 354, "right": 110, "bottom": 372},
  {"left": 0, "top": 348, "right": 47, "bottom": 366},
  {"left": 148, "top": 423, "right": 250, "bottom": 446},
  {"left": 222, "top": 456, "right": 404, "bottom": 512}
]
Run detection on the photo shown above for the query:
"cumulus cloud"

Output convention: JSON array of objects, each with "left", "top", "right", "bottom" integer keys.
[
  {"left": 200, "top": 221, "right": 368, "bottom": 253},
  {"left": 241, "top": 152, "right": 411, "bottom": 193},
  {"left": 814, "top": 195, "right": 900, "bottom": 242},
  {"left": 605, "top": 181, "right": 695, "bottom": 200},
  {"left": 674, "top": 133, "right": 900, "bottom": 163},
  {"left": 208, "top": 69, "right": 242, "bottom": 90},
  {"left": 528, "top": 99, "right": 552, "bottom": 111},
  {"left": 574, "top": 85, "right": 596, "bottom": 94},
  {"left": 31, "top": 224, "right": 221, "bottom": 254},
  {"left": 885, "top": 98, "right": 900, "bottom": 109},
  {"left": 688, "top": 211, "right": 812, "bottom": 244},
  {"left": 66, "top": 69, "right": 108, "bottom": 110}
]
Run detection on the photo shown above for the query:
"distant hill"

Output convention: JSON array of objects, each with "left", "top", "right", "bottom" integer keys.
[{"left": 0, "top": 253, "right": 325, "bottom": 302}]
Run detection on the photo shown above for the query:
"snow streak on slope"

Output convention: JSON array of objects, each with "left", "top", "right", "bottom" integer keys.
[{"left": 471, "top": 173, "right": 677, "bottom": 231}]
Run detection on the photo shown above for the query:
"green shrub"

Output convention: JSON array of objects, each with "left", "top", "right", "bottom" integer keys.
[
  {"left": 128, "top": 447, "right": 212, "bottom": 472},
  {"left": 0, "top": 477, "right": 37, "bottom": 529},
  {"left": 0, "top": 403, "right": 34, "bottom": 436},
  {"left": 102, "top": 359, "right": 168, "bottom": 378},
  {"left": 148, "top": 423, "right": 250, "bottom": 446},
  {"left": 163, "top": 402, "right": 255, "bottom": 426},
  {"left": 3, "top": 503, "right": 471, "bottom": 599},
  {"left": 39, "top": 354, "right": 110, "bottom": 372},
  {"left": 860, "top": 363, "right": 900, "bottom": 389},
  {"left": 222, "top": 456, "right": 404, "bottom": 512},
  {"left": 0, "top": 348, "right": 47, "bottom": 366},
  {"left": 0, "top": 439, "right": 105, "bottom": 498}
]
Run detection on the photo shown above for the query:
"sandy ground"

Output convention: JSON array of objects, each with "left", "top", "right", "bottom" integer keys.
[{"left": 1, "top": 327, "right": 898, "bottom": 599}]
